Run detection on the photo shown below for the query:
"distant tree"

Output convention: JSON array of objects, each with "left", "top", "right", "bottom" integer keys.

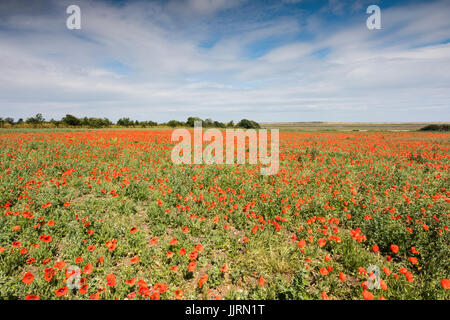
[
  {"left": 102, "top": 118, "right": 112, "bottom": 127},
  {"left": 26, "top": 113, "right": 45, "bottom": 126},
  {"left": 62, "top": 114, "right": 81, "bottom": 126},
  {"left": 49, "top": 118, "right": 61, "bottom": 127},
  {"left": 226, "top": 120, "right": 235, "bottom": 128},
  {"left": 117, "top": 118, "right": 134, "bottom": 127},
  {"left": 203, "top": 118, "right": 214, "bottom": 127},
  {"left": 4, "top": 117, "right": 14, "bottom": 125},
  {"left": 213, "top": 121, "right": 226, "bottom": 128},
  {"left": 419, "top": 124, "right": 450, "bottom": 132},
  {"left": 17, "top": 118, "right": 24, "bottom": 125},
  {"left": 186, "top": 117, "right": 203, "bottom": 127},
  {"left": 167, "top": 120, "right": 184, "bottom": 127},
  {"left": 237, "top": 119, "right": 260, "bottom": 129}
]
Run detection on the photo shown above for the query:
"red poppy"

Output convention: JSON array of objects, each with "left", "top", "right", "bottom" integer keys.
[
  {"left": 362, "top": 290, "right": 374, "bottom": 300},
  {"left": 390, "top": 244, "right": 399, "bottom": 254},
  {"left": 83, "top": 264, "right": 93, "bottom": 274},
  {"left": 39, "top": 235, "right": 52, "bottom": 243},
  {"left": 258, "top": 276, "right": 265, "bottom": 287},
  {"left": 441, "top": 279, "right": 450, "bottom": 290},
  {"left": 106, "top": 273, "right": 116, "bottom": 287},
  {"left": 22, "top": 272, "right": 34, "bottom": 285},
  {"left": 55, "top": 287, "right": 68, "bottom": 297},
  {"left": 25, "top": 295, "right": 39, "bottom": 300},
  {"left": 188, "top": 261, "right": 197, "bottom": 272},
  {"left": 318, "top": 238, "right": 326, "bottom": 247},
  {"left": 174, "top": 289, "right": 183, "bottom": 299},
  {"left": 198, "top": 274, "right": 208, "bottom": 289}
]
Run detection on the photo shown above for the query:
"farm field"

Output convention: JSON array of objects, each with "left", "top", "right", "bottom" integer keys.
[
  {"left": 260, "top": 122, "right": 449, "bottom": 132},
  {"left": 0, "top": 129, "right": 449, "bottom": 300}
]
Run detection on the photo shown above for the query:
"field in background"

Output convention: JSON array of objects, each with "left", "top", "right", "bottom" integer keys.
[
  {"left": 0, "top": 130, "right": 449, "bottom": 300},
  {"left": 260, "top": 122, "right": 449, "bottom": 131}
]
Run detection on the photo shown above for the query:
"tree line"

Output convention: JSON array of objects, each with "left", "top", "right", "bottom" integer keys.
[{"left": 0, "top": 114, "right": 261, "bottom": 129}]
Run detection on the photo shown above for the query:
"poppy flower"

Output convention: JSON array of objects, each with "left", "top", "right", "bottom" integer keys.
[
  {"left": 321, "top": 291, "right": 328, "bottom": 300},
  {"left": 39, "top": 235, "right": 52, "bottom": 243},
  {"left": 79, "top": 284, "right": 88, "bottom": 295},
  {"left": 55, "top": 287, "right": 68, "bottom": 297},
  {"left": 174, "top": 289, "right": 183, "bottom": 299},
  {"left": 25, "top": 295, "right": 39, "bottom": 300},
  {"left": 150, "top": 237, "right": 158, "bottom": 245},
  {"left": 390, "top": 244, "right": 399, "bottom": 254},
  {"left": 318, "top": 238, "right": 326, "bottom": 247},
  {"left": 339, "top": 272, "right": 346, "bottom": 282},
  {"left": 106, "top": 273, "right": 116, "bottom": 287},
  {"left": 130, "top": 227, "right": 137, "bottom": 234},
  {"left": 320, "top": 267, "right": 328, "bottom": 276},
  {"left": 26, "top": 257, "right": 36, "bottom": 264},
  {"left": 408, "top": 257, "right": 418, "bottom": 265},
  {"left": 150, "top": 292, "right": 160, "bottom": 300},
  {"left": 362, "top": 290, "right": 374, "bottom": 300},
  {"left": 441, "top": 279, "right": 450, "bottom": 290},
  {"left": 22, "top": 272, "right": 34, "bottom": 285},
  {"left": 297, "top": 239, "right": 306, "bottom": 248},
  {"left": 169, "top": 238, "right": 178, "bottom": 245},
  {"left": 188, "top": 261, "right": 197, "bottom": 272},
  {"left": 130, "top": 256, "right": 140, "bottom": 263},
  {"left": 198, "top": 274, "right": 208, "bottom": 288},
  {"left": 372, "top": 244, "right": 379, "bottom": 253},
  {"left": 126, "top": 278, "right": 136, "bottom": 286},
  {"left": 83, "top": 264, "right": 93, "bottom": 274},
  {"left": 258, "top": 276, "right": 265, "bottom": 287},
  {"left": 54, "top": 261, "right": 66, "bottom": 270}
]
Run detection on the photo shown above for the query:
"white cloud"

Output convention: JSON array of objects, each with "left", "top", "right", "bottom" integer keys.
[{"left": 0, "top": 0, "right": 449, "bottom": 122}]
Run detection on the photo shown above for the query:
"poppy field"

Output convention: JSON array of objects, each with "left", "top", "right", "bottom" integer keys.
[{"left": 0, "top": 129, "right": 449, "bottom": 300}]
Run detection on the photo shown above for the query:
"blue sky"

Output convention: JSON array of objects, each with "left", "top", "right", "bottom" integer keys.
[{"left": 0, "top": 0, "right": 449, "bottom": 122}]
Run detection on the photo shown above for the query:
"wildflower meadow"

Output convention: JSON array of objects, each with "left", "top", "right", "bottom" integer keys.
[{"left": 0, "top": 129, "right": 448, "bottom": 300}]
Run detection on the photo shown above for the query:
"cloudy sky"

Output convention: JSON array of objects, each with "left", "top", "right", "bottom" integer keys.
[{"left": 0, "top": 0, "right": 449, "bottom": 123}]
